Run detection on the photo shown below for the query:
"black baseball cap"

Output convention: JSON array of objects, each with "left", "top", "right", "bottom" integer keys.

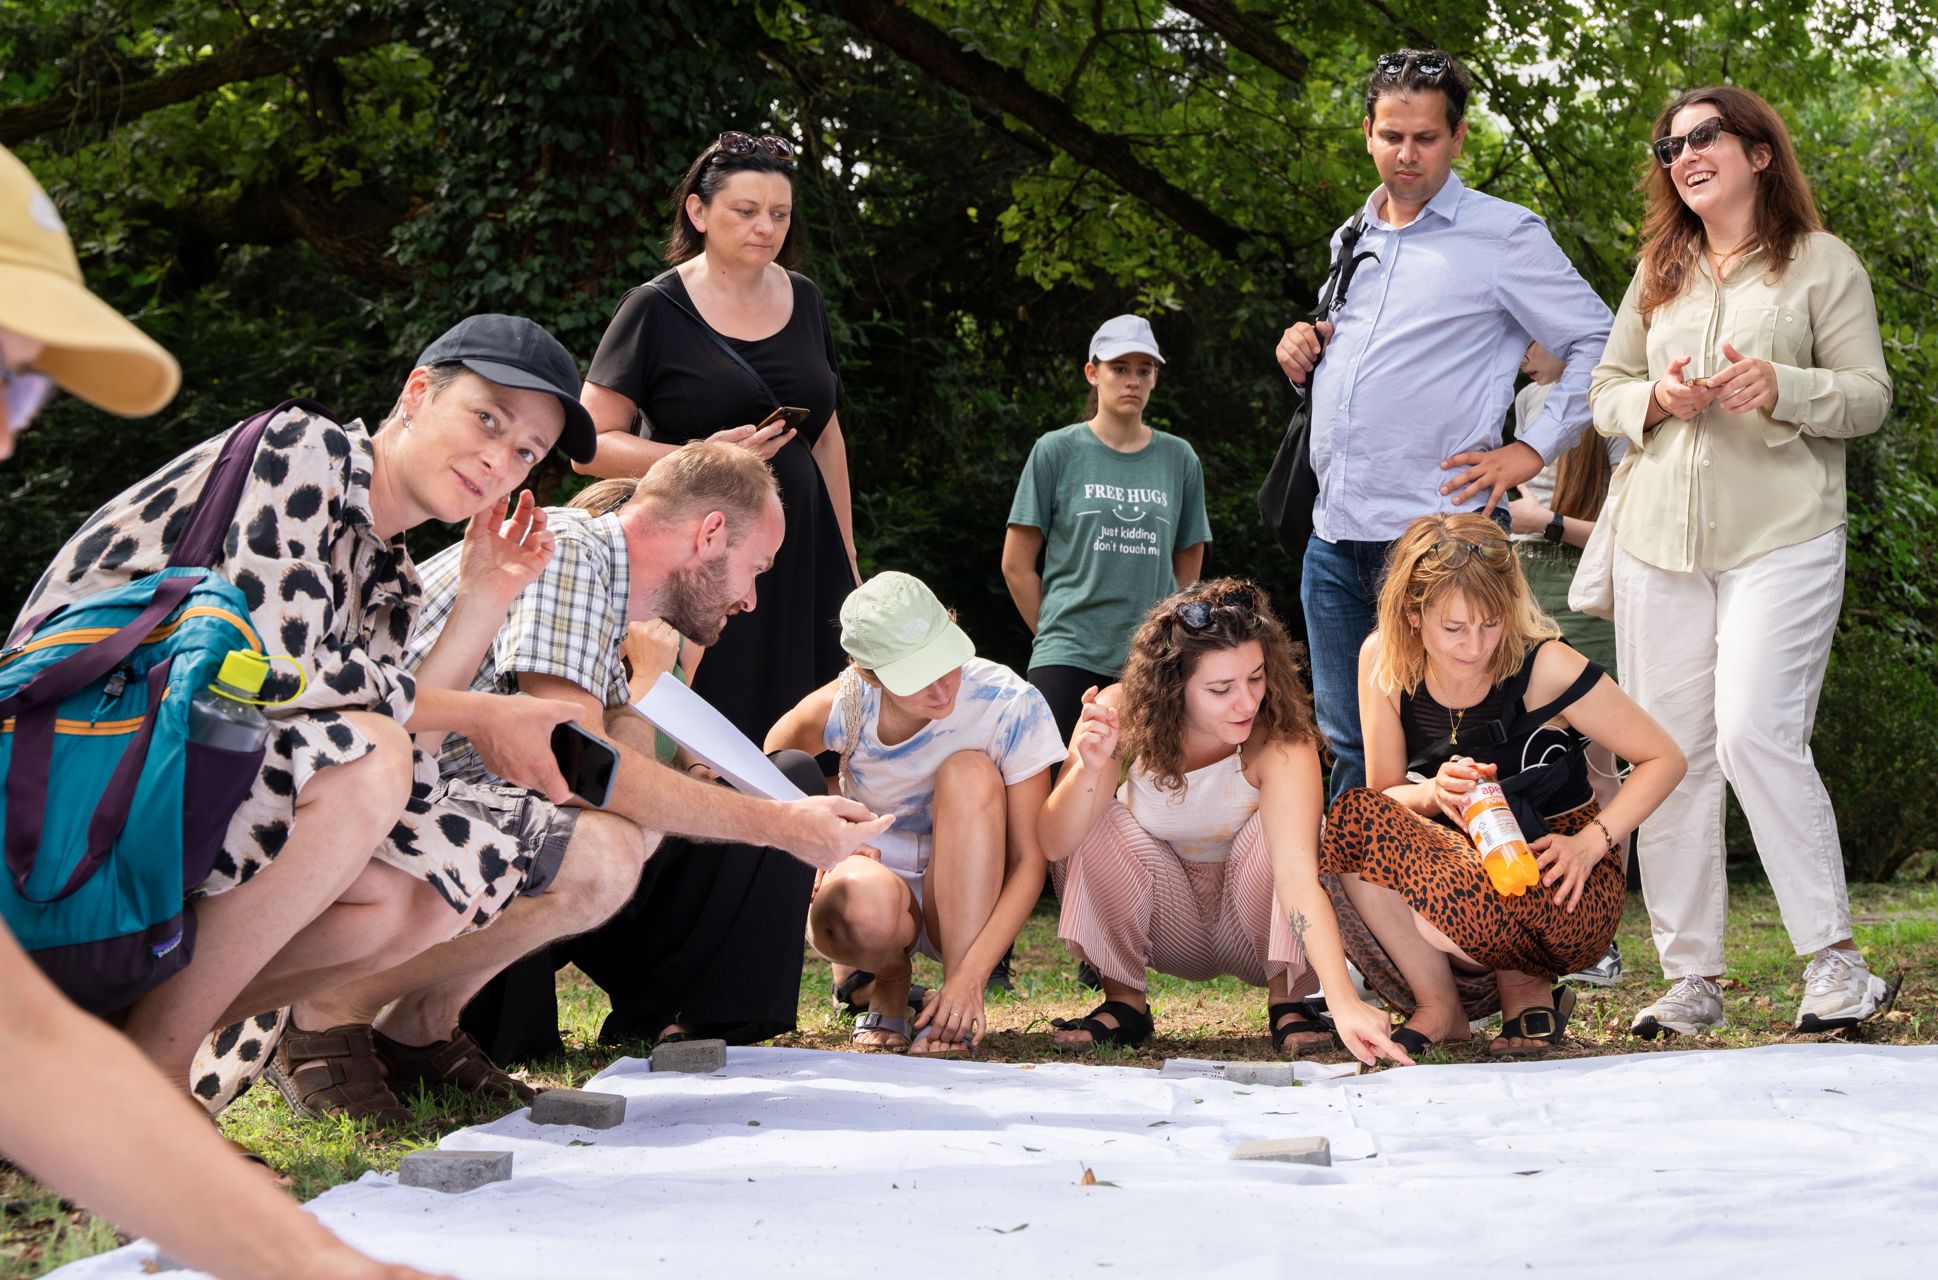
[{"left": 415, "top": 314, "right": 598, "bottom": 463}]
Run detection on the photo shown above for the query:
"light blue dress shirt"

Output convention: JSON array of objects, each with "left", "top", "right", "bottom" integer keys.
[{"left": 1306, "top": 171, "right": 1613, "bottom": 544}]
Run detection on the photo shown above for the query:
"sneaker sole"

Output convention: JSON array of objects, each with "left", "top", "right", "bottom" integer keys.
[
  {"left": 1630, "top": 1013, "right": 1725, "bottom": 1040},
  {"left": 1795, "top": 971, "right": 1904, "bottom": 1035},
  {"left": 1563, "top": 970, "right": 1621, "bottom": 988}
]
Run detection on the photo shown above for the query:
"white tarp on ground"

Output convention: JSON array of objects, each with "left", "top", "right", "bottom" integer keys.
[{"left": 54, "top": 1044, "right": 1938, "bottom": 1279}]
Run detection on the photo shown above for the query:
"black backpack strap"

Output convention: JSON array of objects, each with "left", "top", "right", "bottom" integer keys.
[
  {"left": 168, "top": 397, "right": 334, "bottom": 570},
  {"left": 644, "top": 279, "right": 781, "bottom": 409},
  {"left": 1523, "top": 659, "right": 1607, "bottom": 727}
]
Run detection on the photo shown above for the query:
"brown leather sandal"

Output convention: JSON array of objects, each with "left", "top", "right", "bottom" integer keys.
[
  {"left": 261, "top": 1021, "right": 412, "bottom": 1126},
  {"left": 371, "top": 1028, "right": 537, "bottom": 1107}
]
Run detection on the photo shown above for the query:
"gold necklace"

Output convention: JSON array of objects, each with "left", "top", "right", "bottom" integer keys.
[{"left": 1449, "top": 701, "right": 1466, "bottom": 745}]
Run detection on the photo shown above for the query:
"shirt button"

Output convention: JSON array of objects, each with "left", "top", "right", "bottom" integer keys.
[
  {"left": 1708, "top": 521, "right": 1717, "bottom": 529},
  {"left": 1702, "top": 458, "right": 1711, "bottom": 467}
]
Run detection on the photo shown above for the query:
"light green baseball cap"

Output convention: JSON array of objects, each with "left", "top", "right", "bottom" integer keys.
[{"left": 839, "top": 571, "right": 976, "bottom": 696}]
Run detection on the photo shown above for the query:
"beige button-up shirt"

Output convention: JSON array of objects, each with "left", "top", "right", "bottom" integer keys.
[{"left": 1589, "top": 231, "right": 1891, "bottom": 573}]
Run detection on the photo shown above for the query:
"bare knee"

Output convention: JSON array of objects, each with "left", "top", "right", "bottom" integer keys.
[
  {"left": 936, "top": 750, "right": 1003, "bottom": 809},
  {"left": 810, "top": 867, "right": 911, "bottom": 963},
  {"left": 548, "top": 814, "right": 647, "bottom": 927}
]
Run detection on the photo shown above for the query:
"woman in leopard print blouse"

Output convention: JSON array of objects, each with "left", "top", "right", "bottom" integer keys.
[{"left": 16, "top": 315, "right": 596, "bottom": 1103}]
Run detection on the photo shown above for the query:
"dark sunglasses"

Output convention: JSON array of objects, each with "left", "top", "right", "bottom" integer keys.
[
  {"left": 1173, "top": 586, "right": 1260, "bottom": 632},
  {"left": 1651, "top": 115, "right": 1735, "bottom": 168},
  {"left": 1428, "top": 537, "right": 1513, "bottom": 569},
  {"left": 1375, "top": 51, "right": 1449, "bottom": 80},
  {"left": 713, "top": 130, "right": 796, "bottom": 164},
  {"left": 3, "top": 365, "right": 57, "bottom": 433}
]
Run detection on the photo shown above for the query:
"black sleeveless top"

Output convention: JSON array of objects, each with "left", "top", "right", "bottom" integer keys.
[{"left": 1399, "top": 640, "right": 1605, "bottom": 835}]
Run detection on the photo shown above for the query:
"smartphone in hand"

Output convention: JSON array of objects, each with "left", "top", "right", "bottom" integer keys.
[
  {"left": 551, "top": 722, "right": 620, "bottom": 808},
  {"left": 755, "top": 404, "right": 811, "bottom": 432}
]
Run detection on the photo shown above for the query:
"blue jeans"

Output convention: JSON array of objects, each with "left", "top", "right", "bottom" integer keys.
[{"left": 1301, "top": 535, "right": 1391, "bottom": 799}]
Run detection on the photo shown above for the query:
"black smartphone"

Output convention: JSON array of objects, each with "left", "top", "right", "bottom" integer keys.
[
  {"left": 550, "top": 722, "right": 620, "bottom": 808},
  {"left": 755, "top": 404, "right": 811, "bottom": 432}
]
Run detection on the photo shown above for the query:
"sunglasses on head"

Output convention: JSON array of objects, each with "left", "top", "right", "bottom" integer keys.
[
  {"left": 1651, "top": 114, "right": 1735, "bottom": 168},
  {"left": 713, "top": 130, "right": 796, "bottom": 165},
  {"left": 3, "top": 365, "right": 56, "bottom": 433},
  {"left": 1173, "top": 585, "right": 1260, "bottom": 632},
  {"left": 1375, "top": 51, "right": 1449, "bottom": 80},
  {"left": 1427, "top": 537, "right": 1512, "bottom": 569}
]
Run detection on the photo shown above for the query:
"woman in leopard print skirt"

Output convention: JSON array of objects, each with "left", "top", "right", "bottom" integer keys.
[
  {"left": 16, "top": 315, "right": 598, "bottom": 1116},
  {"left": 1322, "top": 513, "right": 1684, "bottom": 1058}
]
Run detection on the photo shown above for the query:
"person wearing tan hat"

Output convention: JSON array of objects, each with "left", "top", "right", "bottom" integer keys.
[
  {"left": 0, "top": 146, "right": 180, "bottom": 459},
  {"left": 0, "top": 143, "right": 452, "bottom": 1280},
  {"left": 766, "top": 572, "right": 1066, "bottom": 1054}
]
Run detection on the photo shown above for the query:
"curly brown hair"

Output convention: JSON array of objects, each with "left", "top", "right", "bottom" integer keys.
[{"left": 1118, "top": 577, "right": 1318, "bottom": 794}]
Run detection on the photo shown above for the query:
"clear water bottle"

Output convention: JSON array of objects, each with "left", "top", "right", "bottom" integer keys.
[{"left": 187, "top": 650, "right": 272, "bottom": 753}]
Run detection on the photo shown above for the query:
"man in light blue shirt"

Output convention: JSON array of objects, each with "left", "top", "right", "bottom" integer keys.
[{"left": 1275, "top": 49, "right": 1612, "bottom": 797}]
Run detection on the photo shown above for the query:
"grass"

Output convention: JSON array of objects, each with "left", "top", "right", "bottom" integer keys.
[{"left": 6, "top": 881, "right": 1936, "bottom": 1276}]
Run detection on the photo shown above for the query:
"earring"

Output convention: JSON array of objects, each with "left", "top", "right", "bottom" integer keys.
[{"left": 403, "top": 414, "right": 414, "bottom": 429}]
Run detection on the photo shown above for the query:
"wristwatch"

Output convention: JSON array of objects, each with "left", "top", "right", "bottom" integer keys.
[{"left": 1543, "top": 512, "right": 1566, "bottom": 544}]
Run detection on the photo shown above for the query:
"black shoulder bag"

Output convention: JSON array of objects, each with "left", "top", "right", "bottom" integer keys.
[{"left": 1256, "top": 211, "right": 1375, "bottom": 568}]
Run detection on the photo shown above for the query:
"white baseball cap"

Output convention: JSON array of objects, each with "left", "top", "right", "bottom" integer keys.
[{"left": 1087, "top": 314, "right": 1165, "bottom": 364}]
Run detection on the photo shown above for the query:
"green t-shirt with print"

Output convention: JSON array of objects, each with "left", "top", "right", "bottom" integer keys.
[{"left": 1008, "top": 422, "right": 1212, "bottom": 675}]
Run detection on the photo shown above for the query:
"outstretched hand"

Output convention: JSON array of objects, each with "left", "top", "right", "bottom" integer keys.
[{"left": 1332, "top": 998, "right": 1415, "bottom": 1068}]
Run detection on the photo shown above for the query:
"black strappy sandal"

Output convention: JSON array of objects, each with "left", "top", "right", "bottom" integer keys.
[
  {"left": 832, "top": 970, "right": 927, "bottom": 1019},
  {"left": 1490, "top": 985, "right": 1577, "bottom": 1058},
  {"left": 1051, "top": 999, "right": 1155, "bottom": 1050},
  {"left": 1269, "top": 1000, "right": 1340, "bottom": 1058},
  {"left": 1390, "top": 1026, "right": 1434, "bottom": 1058}
]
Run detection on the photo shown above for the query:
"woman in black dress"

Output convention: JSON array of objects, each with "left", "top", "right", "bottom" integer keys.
[{"left": 569, "top": 130, "right": 857, "bottom": 1045}]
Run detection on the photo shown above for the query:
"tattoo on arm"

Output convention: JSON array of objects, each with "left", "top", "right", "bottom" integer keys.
[{"left": 1288, "top": 908, "right": 1310, "bottom": 946}]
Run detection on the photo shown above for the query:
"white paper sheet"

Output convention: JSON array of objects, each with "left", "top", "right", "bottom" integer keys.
[
  {"left": 633, "top": 673, "right": 806, "bottom": 800},
  {"left": 54, "top": 1044, "right": 1938, "bottom": 1279}
]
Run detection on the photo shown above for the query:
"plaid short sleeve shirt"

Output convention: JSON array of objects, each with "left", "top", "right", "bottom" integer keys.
[{"left": 406, "top": 508, "right": 632, "bottom": 787}]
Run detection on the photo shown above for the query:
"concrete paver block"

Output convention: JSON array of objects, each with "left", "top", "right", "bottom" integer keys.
[
  {"left": 650, "top": 1037, "right": 726, "bottom": 1073},
  {"left": 397, "top": 1149, "right": 514, "bottom": 1192},
  {"left": 1216, "top": 1062, "right": 1300, "bottom": 1087},
  {"left": 1230, "top": 1136, "right": 1331, "bottom": 1166},
  {"left": 531, "top": 1087, "right": 627, "bottom": 1129}
]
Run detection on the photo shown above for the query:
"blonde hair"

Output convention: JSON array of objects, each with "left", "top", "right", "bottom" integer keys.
[
  {"left": 626, "top": 439, "right": 778, "bottom": 542},
  {"left": 1371, "top": 514, "right": 1558, "bottom": 696}
]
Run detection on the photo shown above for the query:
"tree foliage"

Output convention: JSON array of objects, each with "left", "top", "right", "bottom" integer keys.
[{"left": 3, "top": 0, "right": 1934, "bottom": 873}]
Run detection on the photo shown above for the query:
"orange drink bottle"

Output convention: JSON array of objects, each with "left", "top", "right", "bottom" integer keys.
[{"left": 1462, "top": 780, "right": 1542, "bottom": 896}]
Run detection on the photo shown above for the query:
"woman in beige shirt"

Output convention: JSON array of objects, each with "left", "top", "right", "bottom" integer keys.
[{"left": 1589, "top": 86, "right": 1893, "bottom": 1040}]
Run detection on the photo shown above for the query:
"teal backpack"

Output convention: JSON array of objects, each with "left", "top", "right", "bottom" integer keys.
[{"left": 0, "top": 402, "right": 316, "bottom": 1014}]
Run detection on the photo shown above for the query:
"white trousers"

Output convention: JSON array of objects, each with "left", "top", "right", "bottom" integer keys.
[{"left": 1613, "top": 525, "right": 1851, "bottom": 979}]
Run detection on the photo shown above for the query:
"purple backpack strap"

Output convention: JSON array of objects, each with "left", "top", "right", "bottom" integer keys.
[{"left": 167, "top": 397, "right": 335, "bottom": 570}]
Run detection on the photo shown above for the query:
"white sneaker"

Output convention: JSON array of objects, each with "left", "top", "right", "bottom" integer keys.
[
  {"left": 1795, "top": 947, "right": 1898, "bottom": 1033},
  {"left": 1631, "top": 974, "right": 1725, "bottom": 1039},
  {"left": 1564, "top": 940, "right": 1624, "bottom": 988}
]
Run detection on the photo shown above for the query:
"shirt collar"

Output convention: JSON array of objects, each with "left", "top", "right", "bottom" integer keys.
[
  {"left": 340, "top": 418, "right": 418, "bottom": 606},
  {"left": 1364, "top": 168, "right": 1468, "bottom": 229}
]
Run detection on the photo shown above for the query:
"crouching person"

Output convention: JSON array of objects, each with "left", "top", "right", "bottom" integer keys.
[
  {"left": 19, "top": 314, "right": 605, "bottom": 1132},
  {"left": 1037, "top": 580, "right": 1408, "bottom": 1065},
  {"left": 766, "top": 573, "right": 1065, "bottom": 1055},
  {"left": 1327, "top": 514, "right": 1683, "bottom": 1057},
  {"left": 281, "top": 441, "right": 894, "bottom": 1113}
]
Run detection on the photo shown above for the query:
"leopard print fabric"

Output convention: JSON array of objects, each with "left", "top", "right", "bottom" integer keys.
[
  {"left": 19, "top": 406, "right": 533, "bottom": 919},
  {"left": 1320, "top": 787, "right": 1622, "bottom": 1016}
]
